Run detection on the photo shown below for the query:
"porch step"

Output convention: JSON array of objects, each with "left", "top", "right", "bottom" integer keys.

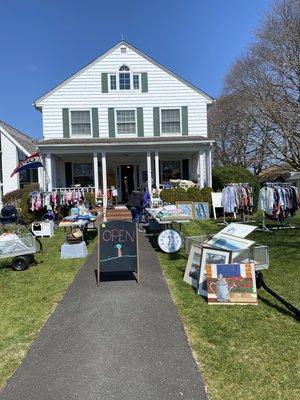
[{"left": 106, "top": 207, "right": 132, "bottom": 221}]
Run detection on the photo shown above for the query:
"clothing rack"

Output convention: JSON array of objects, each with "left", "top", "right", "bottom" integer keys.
[
  {"left": 221, "top": 183, "right": 254, "bottom": 224},
  {"left": 258, "top": 182, "right": 298, "bottom": 232}
]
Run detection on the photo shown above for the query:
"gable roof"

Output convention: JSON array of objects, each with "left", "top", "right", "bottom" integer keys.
[
  {"left": 34, "top": 40, "right": 214, "bottom": 107},
  {"left": 0, "top": 120, "right": 37, "bottom": 155}
]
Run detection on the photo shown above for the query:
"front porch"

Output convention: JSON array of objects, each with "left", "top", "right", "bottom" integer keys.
[{"left": 38, "top": 137, "right": 213, "bottom": 205}]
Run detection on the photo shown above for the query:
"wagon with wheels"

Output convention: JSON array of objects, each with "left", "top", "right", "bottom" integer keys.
[
  {"left": 0, "top": 205, "right": 43, "bottom": 271},
  {"left": 0, "top": 233, "right": 42, "bottom": 271}
]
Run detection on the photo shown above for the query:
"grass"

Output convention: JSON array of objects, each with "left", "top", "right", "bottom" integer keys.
[
  {"left": 0, "top": 228, "right": 97, "bottom": 389},
  {"left": 158, "top": 212, "right": 300, "bottom": 400}
]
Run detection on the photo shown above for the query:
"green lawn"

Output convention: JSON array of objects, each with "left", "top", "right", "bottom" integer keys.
[
  {"left": 158, "top": 212, "right": 300, "bottom": 400},
  {"left": 0, "top": 229, "right": 97, "bottom": 389}
]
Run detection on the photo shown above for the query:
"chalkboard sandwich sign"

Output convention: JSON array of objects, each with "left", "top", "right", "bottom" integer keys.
[{"left": 97, "top": 220, "right": 140, "bottom": 284}]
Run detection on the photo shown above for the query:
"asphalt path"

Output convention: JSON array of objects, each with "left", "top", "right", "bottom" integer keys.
[{"left": 1, "top": 233, "right": 207, "bottom": 400}]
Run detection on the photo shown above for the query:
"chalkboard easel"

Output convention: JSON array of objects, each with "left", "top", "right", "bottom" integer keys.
[{"left": 97, "top": 220, "right": 140, "bottom": 284}]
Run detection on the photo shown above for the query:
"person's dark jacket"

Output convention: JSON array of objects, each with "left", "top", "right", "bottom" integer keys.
[{"left": 127, "top": 191, "right": 143, "bottom": 208}]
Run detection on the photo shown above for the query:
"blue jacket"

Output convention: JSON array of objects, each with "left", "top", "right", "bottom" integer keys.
[{"left": 142, "top": 189, "right": 151, "bottom": 208}]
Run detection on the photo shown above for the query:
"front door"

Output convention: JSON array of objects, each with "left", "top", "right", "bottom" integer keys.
[{"left": 120, "top": 165, "right": 134, "bottom": 203}]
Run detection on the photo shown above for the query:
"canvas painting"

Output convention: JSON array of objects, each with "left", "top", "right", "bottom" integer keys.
[
  {"left": 183, "top": 244, "right": 202, "bottom": 288},
  {"left": 197, "top": 246, "right": 232, "bottom": 296},
  {"left": 194, "top": 202, "right": 210, "bottom": 221},
  {"left": 206, "top": 263, "right": 257, "bottom": 305},
  {"left": 176, "top": 202, "right": 194, "bottom": 218}
]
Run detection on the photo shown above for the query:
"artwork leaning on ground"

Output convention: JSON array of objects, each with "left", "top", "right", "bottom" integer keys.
[
  {"left": 206, "top": 263, "right": 257, "bottom": 305},
  {"left": 197, "top": 246, "right": 232, "bottom": 296},
  {"left": 183, "top": 244, "right": 202, "bottom": 288}
]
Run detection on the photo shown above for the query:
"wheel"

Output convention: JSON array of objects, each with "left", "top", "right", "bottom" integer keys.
[{"left": 11, "top": 255, "right": 31, "bottom": 271}]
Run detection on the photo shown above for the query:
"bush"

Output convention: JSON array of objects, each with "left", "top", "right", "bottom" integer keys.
[
  {"left": 19, "top": 191, "right": 33, "bottom": 224},
  {"left": 85, "top": 191, "right": 96, "bottom": 208},
  {"left": 2, "top": 183, "right": 39, "bottom": 207},
  {"left": 212, "top": 165, "right": 260, "bottom": 209},
  {"left": 200, "top": 187, "right": 213, "bottom": 205},
  {"left": 160, "top": 187, "right": 189, "bottom": 204},
  {"left": 186, "top": 187, "right": 202, "bottom": 202}
]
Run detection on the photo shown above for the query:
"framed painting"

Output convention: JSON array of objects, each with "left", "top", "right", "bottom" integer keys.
[
  {"left": 176, "top": 201, "right": 194, "bottom": 219},
  {"left": 197, "top": 246, "right": 232, "bottom": 296},
  {"left": 183, "top": 244, "right": 202, "bottom": 288},
  {"left": 206, "top": 263, "right": 257, "bottom": 305},
  {"left": 207, "top": 233, "right": 254, "bottom": 252},
  {"left": 194, "top": 202, "right": 210, "bottom": 221}
]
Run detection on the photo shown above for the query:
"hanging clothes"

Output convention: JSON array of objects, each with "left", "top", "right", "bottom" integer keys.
[
  {"left": 258, "top": 183, "right": 299, "bottom": 221},
  {"left": 221, "top": 184, "right": 253, "bottom": 215}
]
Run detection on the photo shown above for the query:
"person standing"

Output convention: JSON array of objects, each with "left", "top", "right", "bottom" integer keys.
[
  {"left": 142, "top": 186, "right": 151, "bottom": 222},
  {"left": 127, "top": 189, "right": 143, "bottom": 229}
]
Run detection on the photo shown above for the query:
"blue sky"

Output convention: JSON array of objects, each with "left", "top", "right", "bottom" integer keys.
[{"left": 0, "top": 0, "right": 271, "bottom": 139}]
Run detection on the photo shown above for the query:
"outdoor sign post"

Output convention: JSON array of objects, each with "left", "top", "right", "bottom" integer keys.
[{"left": 97, "top": 220, "right": 140, "bottom": 284}]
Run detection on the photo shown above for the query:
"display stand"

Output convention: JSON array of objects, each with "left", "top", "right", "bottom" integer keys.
[{"left": 256, "top": 271, "right": 300, "bottom": 318}]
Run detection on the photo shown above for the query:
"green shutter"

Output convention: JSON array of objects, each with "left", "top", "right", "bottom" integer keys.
[
  {"left": 153, "top": 107, "right": 160, "bottom": 136},
  {"left": 101, "top": 73, "right": 108, "bottom": 93},
  {"left": 62, "top": 108, "right": 70, "bottom": 138},
  {"left": 92, "top": 108, "right": 99, "bottom": 137},
  {"left": 137, "top": 108, "right": 144, "bottom": 137},
  {"left": 181, "top": 106, "right": 188, "bottom": 135},
  {"left": 141, "top": 72, "right": 148, "bottom": 93},
  {"left": 108, "top": 108, "right": 115, "bottom": 137}
]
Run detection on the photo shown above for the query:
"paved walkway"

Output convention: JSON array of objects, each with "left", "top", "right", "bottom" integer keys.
[{"left": 1, "top": 234, "right": 207, "bottom": 400}]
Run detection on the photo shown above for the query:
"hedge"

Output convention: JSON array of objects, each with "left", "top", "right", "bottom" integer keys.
[{"left": 160, "top": 186, "right": 213, "bottom": 205}]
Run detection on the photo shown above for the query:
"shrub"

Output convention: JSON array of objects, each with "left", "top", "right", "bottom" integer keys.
[
  {"left": 212, "top": 165, "right": 260, "bottom": 209},
  {"left": 186, "top": 187, "right": 202, "bottom": 202},
  {"left": 2, "top": 183, "right": 39, "bottom": 207},
  {"left": 160, "top": 187, "right": 189, "bottom": 204},
  {"left": 200, "top": 187, "right": 213, "bottom": 205},
  {"left": 19, "top": 191, "right": 33, "bottom": 224},
  {"left": 85, "top": 191, "right": 96, "bottom": 208}
]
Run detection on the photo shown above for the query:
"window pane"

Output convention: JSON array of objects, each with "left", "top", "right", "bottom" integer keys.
[
  {"left": 116, "top": 110, "right": 136, "bottom": 134},
  {"left": 161, "top": 109, "right": 181, "bottom": 133},
  {"left": 71, "top": 111, "right": 90, "bottom": 123},
  {"left": 133, "top": 74, "right": 139, "bottom": 89},
  {"left": 119, "top": 65, "right": 130, "bottom": 71},
  {"left": 110, "top": 75, "right": 116, "bottom": 90},
  {"left": 119, "top": 73, "right": 130, "bottom": 90},
  {"left": 70, "top": 111, "right": 91, "bottom": 135}
]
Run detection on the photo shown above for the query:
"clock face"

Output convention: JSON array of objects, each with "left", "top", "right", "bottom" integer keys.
[{"left": 158, "top": 229, "right": 182, "bottom": 253}]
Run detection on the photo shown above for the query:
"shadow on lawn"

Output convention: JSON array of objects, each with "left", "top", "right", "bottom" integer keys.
[{"left": 258, "top": 294, "right": 300, "bottom": 321}]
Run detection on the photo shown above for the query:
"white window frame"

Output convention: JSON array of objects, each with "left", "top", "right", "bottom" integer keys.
[
  {"left": 160, "top": 107, "right": 182, "bottom": 135},
  {"left": 69, "top": 109, "right": 93, "bottom": 137},
  {"left": 115, "top": 108, "right": 137, "bottom": 135},
  {"left": 107, "top": 67, "right": 141, "bottom": 93},
  {"left": 109, "top": 74, "right": 117, "bottom": 90}
]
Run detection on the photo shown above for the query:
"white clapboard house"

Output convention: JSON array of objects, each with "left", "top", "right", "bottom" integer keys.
[
  {"left": 0, "top": 120, "right": 38, "bottom": 200},
  {"left": 34, "top": 41, "right": 214, "bottom": 203}
]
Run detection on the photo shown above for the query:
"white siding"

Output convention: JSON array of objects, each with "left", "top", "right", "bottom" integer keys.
[
  {"left": 1, "top": 133, "right": 19, "bottom": 194},
  {"left": 38, "top": 45, "right": 210, "bottom": 140}
]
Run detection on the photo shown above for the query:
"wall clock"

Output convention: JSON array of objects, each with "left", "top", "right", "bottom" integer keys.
[{"left": 157, "top": 229, "right": 182, "bottom": 253}]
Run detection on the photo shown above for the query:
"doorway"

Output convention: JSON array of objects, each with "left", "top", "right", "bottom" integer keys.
[{"left": 120, "top": 165, "right": 134, "bottom": 203}]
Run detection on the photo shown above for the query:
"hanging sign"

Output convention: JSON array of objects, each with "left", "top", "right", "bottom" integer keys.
[{"left": 97, "top": 220, "right": 140, "bottom": 283}]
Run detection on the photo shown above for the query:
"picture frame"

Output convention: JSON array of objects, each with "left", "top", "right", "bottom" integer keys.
[
  {"left": 193, "top": 202, "right": 210, "bottom": 221},
  {"left": 207, "top": 233, "right": 254, "bottom": 252},
  {"left": 197, "top": 245, "right": 232, "bottom": 296},
  {"left": 183, "top": 244, "right": 202, "bottom": 288},
  {"left": 176, "top": 201, "right": 194, "bottom": 219},
  {"left": 218, "top": 223, "right": 256, "bottom": 238}
]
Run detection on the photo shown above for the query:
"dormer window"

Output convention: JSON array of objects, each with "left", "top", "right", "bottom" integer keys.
[{"left": 119, "top": 65, "right": 131, "bottom": 90}]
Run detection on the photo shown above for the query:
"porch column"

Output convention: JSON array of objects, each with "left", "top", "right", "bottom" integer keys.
[
  {"left": 197, "top": 150, "right": 205, "bottom": 188},
  {"left": 147, "top": 151, "right": 152, "bottom": 195},
  {"left": 154, "top": 151, "right": 160, "bottom": 191},
  {"left": 38, "top": 155, "right": 44, "bottom": 190},
  {"left": 45, "top": 152, "right": 53, "bottom": 192},
  {"left": 101, "top": 152, "right": 107, "bottom": 209},
  {"left": 205, "top": 146, "right": 212, "bottom": 187},
  {"left": 93, "top": 152, "right": 99, "bottom": 198}
]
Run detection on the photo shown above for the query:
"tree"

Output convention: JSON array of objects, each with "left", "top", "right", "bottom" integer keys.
[
  {"left": 209, "top": 0, "right": 300, "bottom": 171},
  {"left": 224, "top": 0, "right": 300, "bottom": 169}
]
